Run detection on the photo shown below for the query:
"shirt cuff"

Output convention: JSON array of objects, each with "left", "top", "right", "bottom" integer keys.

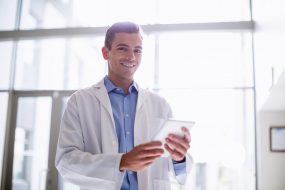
[{"left": 172, "top": 159, "right": 186, "bottom": 176}]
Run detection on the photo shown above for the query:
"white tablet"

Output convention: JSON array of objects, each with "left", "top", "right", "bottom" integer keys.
[{"left": 152, "top": 119, "right": 195, "bottom": 157}]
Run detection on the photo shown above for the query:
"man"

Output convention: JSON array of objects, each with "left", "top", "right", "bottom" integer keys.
[{"left": 55, "top": 22, "right": 193, "bottom": 190}]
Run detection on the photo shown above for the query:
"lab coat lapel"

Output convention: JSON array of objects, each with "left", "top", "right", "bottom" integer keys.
[
  {"left": 136, "top": 85, "right": 147, "bottom": 113},
  {"left": 92, "top": 79, "right": 115, "bottom": 127}
]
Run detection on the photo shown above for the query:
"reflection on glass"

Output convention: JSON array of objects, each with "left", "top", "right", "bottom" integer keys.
[
  {"left": 159, "top": 31, "right": 253, "bottom": 88},
  {"left": 0, "top": 42, "right": 13, "bottom": 89},
  {"left": 20, "top": 0, "right": 67, "bottom": 29},
  {"left": 20, "top": 0, "right": 157, "bottom": 29},
  {"left": 157, "top": 0, "right": 250, "bottom": 23},
  {"left": 19, "top": 0, "right": 250, "bottom": 29},
  {"left": 14, "top": 37, "right": 106, "bottom": 90},
  {"left": 14, "top": 34, "right": 155, "bottom": 90},
  {"left": 105, "top": 0, "right": 157, "bottom": 25},
  {"left": 158, "top": 89, "right": 255, "bottom": 190},
  {"left": 12, "top": 97, "right": 52, "bottom": 190},
  {"left": 0, "top": 0, "right": 17, "bottom": 30},
  {"left": 0, "top": 93, "right": 9, "bottom": 183}
]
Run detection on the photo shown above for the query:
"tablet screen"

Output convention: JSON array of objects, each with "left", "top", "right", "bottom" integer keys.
[{"left": 153, "top": 119, "right": 195, "bottom": 157}]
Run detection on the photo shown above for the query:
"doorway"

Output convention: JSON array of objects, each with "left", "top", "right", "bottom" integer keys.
[{"left": 2, "top": 90, "right": 74, "bottom": 190}]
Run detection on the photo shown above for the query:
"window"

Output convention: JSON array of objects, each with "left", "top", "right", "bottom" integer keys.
[
  {"left": 19, "top": 0, "right": 251, "bottom": 29},
  {"left": 12, "top": 97, "right": 52, "bottom": 190},
  {"left": 14, "top": 38, "right": 106, "bottom": 90},
  {"left": 0, "top": 42, "right": 13, "bottom": 89},
  {"left": 158, "top": 32, "right": 253, "bottom": 88},
  {"left": 0, "top": 93, "right": 9, "bottom": 184},
  {"left": 158, "top": 89, "right": 255, "bottom": 189},
  {"left": 0, "top": 0, "right": 256, "bottom": 189},
  {"left": 0, "top": 0, "right": 17, "bottom": 30}
]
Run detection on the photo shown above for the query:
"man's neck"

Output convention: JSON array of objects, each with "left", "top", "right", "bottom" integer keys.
[{"left": 107, "top": 75, "right": 133, "bottom": 95}]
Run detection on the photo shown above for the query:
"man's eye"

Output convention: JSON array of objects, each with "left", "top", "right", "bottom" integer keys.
[
  {"left": 134, "top": 49, "right": 142, "bottom": 54},
  {"left": 117, "top": 47, "right": 128, "bottom": 51}
]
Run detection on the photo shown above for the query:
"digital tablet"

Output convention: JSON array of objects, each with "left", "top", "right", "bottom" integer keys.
[{"left": 152, "top": 119, "right": 195, "bottom": 157}]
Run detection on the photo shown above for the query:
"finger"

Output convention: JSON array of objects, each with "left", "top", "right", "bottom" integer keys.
[
  {"left": 139, "top": 141, "right": 163, "bottom": 150},
  {"left": 167, "top": 135, "right": 190, "bottom": 150},
  {"left": 165, "top": 138, "right": 187, "bottom": 155},
  {"left": 182, "top": 127, "right": 191, "bottom": 142},
  {"left": 138, "top": 148, "right": 164, "bottom": 158},
  {"left": 142, "top": 159, "right": 156, "bottom": 168},
  {"left": 164, "top": 144, "right": 184, "bottom": 159},
  {"left": 141, "top": 154, "right": 162, "bottom": 163}
]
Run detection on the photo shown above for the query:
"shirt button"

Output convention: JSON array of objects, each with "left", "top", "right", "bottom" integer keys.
[
  {"left": 125, "top": 113, "right": 129, "bottom": 117},
  {"left": 126, "top": 131, "right": 130, "bottom": 135}
]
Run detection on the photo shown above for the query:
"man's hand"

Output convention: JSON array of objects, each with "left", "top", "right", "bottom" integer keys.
[
  {"left": 119, "top": 141, "right": 164, "bottom": 172},
  {"left": 165, "top": 127, "right": 191, "bottom": 162}
]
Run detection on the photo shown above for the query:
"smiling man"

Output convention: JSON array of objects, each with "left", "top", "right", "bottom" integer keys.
[{"left": 55, "top": 22, "right": 193, "bottom": 190}]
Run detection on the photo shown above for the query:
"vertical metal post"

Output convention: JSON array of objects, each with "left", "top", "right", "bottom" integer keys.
[
  {"left": 46, "top": 92, "right": 62, "bottom": 190},
  {"left": 1, "top": 94, "right": 18, "bottom": 190}
]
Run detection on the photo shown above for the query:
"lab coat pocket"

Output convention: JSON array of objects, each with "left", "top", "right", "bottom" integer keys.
[{"left": 153, "top": 179, "right": 171, "bottom": 190}]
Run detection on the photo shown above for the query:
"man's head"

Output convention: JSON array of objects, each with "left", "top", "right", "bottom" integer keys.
[
  {"left": 104, "top": 21, "right": 143, "bottom": 50},
  {"left": 102, "top": 22, "right": 143, "bottom": 85}
]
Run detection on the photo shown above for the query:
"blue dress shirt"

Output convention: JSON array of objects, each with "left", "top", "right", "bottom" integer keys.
[{"left": 104, "top": 76, "right": 186, "bottom": 190}]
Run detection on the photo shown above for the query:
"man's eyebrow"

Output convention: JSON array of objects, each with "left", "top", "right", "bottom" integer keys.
[
  {"left": 116, "top": 43, "right": 142, "bottom": 49},
  {"left": 135, "top": 45, "right": 143, "bottom": 50},
  {"left": 116, "top": 43, "right": 129, "bottom": 47}
]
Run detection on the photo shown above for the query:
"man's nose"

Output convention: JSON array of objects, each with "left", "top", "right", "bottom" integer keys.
[{"left": 125, "top": 50, "right": 135, "bottom": 61}]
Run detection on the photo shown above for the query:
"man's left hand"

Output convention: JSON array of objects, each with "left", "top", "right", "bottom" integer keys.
[{"left": 164, "top": 127, "right": 191, "bottom": 162}]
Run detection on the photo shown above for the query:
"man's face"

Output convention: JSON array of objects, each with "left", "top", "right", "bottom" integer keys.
[{"left": 102, "top": 32, "right": 142, "bottom": 82}]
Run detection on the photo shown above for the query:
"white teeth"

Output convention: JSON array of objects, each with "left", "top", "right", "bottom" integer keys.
[{"left": 121, "top": 63, "right": 135, "bottom": 67}]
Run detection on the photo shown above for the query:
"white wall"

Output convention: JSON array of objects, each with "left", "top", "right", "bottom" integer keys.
[
  {"left": 252, "top": 0, "right": 285, "bottom": 189},
  {"left": 257, "top": 111, "right": 285, "bottom": 190},
  {"left": 252, "top": 0, "right": 285, "bottom": 110}
]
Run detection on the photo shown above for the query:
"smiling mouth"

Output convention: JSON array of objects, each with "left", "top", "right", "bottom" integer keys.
[{"left": 121, "top": 62, "right": 136, "bottom": 68}]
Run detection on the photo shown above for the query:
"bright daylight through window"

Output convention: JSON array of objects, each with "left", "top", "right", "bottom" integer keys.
[{"left": 0, "top": 0, "right": 255, "bottom": 190}]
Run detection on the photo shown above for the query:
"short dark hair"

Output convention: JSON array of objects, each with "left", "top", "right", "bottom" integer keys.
[{"left": 104, "top": 21, "right": 142, "bottom": 50}]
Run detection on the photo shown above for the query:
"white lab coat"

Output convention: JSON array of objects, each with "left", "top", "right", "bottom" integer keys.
[{"left": 55, "top": 79, "right": 193, "bottom": 190}]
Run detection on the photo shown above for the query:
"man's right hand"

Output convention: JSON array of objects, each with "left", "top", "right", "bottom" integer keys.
[{"left": 119, "top": 141, "right": 164, "bottom": 172}]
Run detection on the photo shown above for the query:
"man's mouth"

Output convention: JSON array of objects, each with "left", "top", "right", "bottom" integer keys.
[{"left": 121, "top": 62, "right": 136, "bottom": 68}]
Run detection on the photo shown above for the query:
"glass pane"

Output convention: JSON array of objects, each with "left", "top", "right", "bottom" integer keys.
[
  {"left": 12, "top": 97, "right": 52, "bottom": 190},
  {"left": 19, "top": 0, "right": 250, "bottom": 29},
  {"left": 158, "top": 89, "right": 255, "bottom": 190},
  {"left": 0, "top": 41, "right": 13, "bottom": 89},
  {"left": 0, "top": 0, "right": 17, "bottom": 30},
  {"left": 14, "top": 37, "right": 106, "bottom": 90},
  {"left": 106, "top": 0, "right": 157, "bottom": 25},
  {"left": 0, "top": 93, "right": 9, "bottom": 183},
  {"left": 20, "top": 0, "right": 68, "bottom": 29},
  {"left": 20, "top": 0, "right": 157, "bottom": 29},
  {"left": 14, "top": 34, "right": 155, "bottom": 90},
  {"left": 158, "top": 31, "right": 253, "bottom": 88},
  {"left": 158, "top": 0, "right": 251, "bottom": 23}
]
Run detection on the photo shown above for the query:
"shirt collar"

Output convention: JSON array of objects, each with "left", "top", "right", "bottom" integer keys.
[{"left": 104, "top": 76, "right": 138, "bottom": 94}]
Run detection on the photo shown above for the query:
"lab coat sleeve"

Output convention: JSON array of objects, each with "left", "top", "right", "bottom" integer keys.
[
  {"left": 164, "top": 100, "right": 194, "bottom": 185},
  {"left": 55, "top": 95, "right": 125, "bottom": 190},
  {"left": 168, "top": 153, "right": 194, "bottom": 185}
]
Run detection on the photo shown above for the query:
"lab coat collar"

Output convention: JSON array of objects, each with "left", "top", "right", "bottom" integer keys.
[{"left": 92, "top": 78, "right": 146, "bottom": 117}]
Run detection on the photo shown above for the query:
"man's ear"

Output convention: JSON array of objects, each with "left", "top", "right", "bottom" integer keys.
[{"left": 102, "top": 47, "right": 109, "bottom": 60}]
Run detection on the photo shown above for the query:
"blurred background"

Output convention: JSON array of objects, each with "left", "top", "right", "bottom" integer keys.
[{"left": 0, "top": 0, "right": 285, "bottom": 190}]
